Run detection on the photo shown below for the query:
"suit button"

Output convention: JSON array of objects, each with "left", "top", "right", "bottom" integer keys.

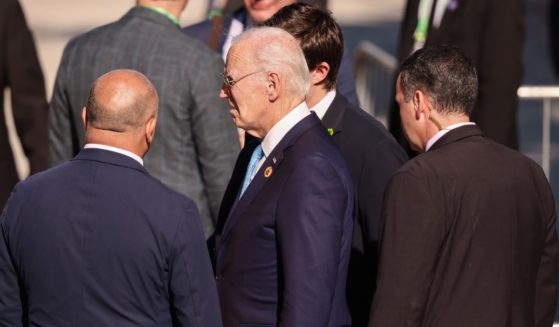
[{"left": 215, "top": 275, "right": 222, "bottom": 282}]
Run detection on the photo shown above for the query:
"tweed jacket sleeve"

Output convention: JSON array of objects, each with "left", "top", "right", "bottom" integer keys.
[{"left": 48, "top": 43, "right": 76, "bottom": 167}]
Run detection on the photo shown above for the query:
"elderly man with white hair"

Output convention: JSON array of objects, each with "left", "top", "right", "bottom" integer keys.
[{"left": 211, "top": 26, "right": 354, "bottom": 327}]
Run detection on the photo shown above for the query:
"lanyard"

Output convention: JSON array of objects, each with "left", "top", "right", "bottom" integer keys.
[
  {"left": 413, "top": 0, "right": 435, "bottom": 47},
  {"left": 140, "top": 5, "right": 181, "bottom": 26},
  {"left": 412, "top": 0, "right": 452, "bottom": 52}
]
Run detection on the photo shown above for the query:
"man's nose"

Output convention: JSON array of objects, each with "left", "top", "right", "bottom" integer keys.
[{"left": 219, "top": 87, "right": 229, "bottom": 99}]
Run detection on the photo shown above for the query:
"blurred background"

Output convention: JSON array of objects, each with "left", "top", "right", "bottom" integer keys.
[
  {"left": 7, "top": 0, "right": 406, "bottom": 178},
  {"left": 8, "top": 0, "right": 557, "bottom": 178},
  {"left": 4, "top": 0, "right": 559, "bottom": 323}
]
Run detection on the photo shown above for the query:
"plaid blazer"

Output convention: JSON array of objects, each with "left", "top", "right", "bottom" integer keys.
[{"left": 49, "top": 7, "right": 239, "bottom": 236}]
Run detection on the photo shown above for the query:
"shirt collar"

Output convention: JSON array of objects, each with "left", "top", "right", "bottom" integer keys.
[
  {"left": 309, "top": 90, "right": 336, "bottom": 120},
  {"left": 84, "top": 144, "right": 144, "bottom": 166},
  {"left": 261, "top": 102, "right": 311, "bottom": 158},
  {"left": 139, "top": 5, "right": 180, "bottom": 26},
  {"left": 222, "top": 17, "right": 244, "bottom": 62},
  {"left": 425, "top": 122, "right": 476, "bottom": 151}
]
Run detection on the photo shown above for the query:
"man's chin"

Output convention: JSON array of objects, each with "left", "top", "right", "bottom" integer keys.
[
  {"left": 229, "top": 110, "right": 239, "bottom": 120},
  {"left": 231, "top": 117, "right": 245, "bottom": 130}
]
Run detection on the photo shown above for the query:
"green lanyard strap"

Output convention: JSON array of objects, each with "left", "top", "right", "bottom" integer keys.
[
  {"left": 413, "top": 0, "right": 435, "bottom": 45},
  {"left": 140, "top": 5, "right": 181, "bottom": 27}
]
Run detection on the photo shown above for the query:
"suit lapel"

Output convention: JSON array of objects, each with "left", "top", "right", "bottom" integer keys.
[
  {"left": 321, "top": 93, "right": 348, "bottom": 137},
  {"left": 215, "top": 139, "right": 260, "bottom": 235},
  {"left": 219, "top": 114, "right": 323, "bottom": 244}
]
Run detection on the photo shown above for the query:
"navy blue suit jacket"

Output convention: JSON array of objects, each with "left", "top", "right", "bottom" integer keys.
[
  {"left": 183, "top": 9, "right": 361, "bottom": 107},
  {"left": 322, "top": 94, "right": 407, "bottom": 326},
  {"left": 215, "top": 113, "right": 353, "bottom": 326},
  {"left": 0, "top": 149, "right": 222, "bottom": 326}
]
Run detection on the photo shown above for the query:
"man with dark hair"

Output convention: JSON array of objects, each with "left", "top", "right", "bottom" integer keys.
[
  {"left": 263, "top": 4, "right": 407, "bottom": 325},
  {"left": 0, "top": 70, "right": 222, "bottom": 326},
  {"left": 370, "top": 45, "right": 558, "bottom": 327}
]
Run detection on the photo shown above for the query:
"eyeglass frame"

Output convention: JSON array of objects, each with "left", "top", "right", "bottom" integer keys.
[{"left": 222, "top": 69, "right": 264, "bottom": 90}]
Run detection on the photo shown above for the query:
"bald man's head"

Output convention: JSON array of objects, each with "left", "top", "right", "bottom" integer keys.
[
  {"left": 86, "top": 69, "right": 158, "bottom": 133},
  {"left": 83, "top": 69, "right": 159, "bottom": 157}
]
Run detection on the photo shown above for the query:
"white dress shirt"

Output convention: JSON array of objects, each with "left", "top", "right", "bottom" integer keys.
[
  {"left": 248, "top": 102, "right": 311, "bottom": 181},
  {"left": 425, "top": 122, "right": 476, "bottom": 151},
  {"left": 309, "top": 90, "right": 336, "bottom": 120},
  {"left": 84, "top": 143, "right": 144, "bottom": 166},
  {"left": 222, "top": 18, "right": 244, "bottom": 62}
]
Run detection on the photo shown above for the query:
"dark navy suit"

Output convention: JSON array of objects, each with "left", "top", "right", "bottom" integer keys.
[
  {"left": 183, "top": 8, "right": 361, "bottom": 107},
  {"left": 214, "top": 113, "right": 353, "bottom": 326},
  {"left": 0, "top": 149, "right": 222, "bottom": 326}
]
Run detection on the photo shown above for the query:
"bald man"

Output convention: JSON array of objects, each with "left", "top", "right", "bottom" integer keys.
[{"left": 0, "top": 70, "right": 222, "bottom": 326}]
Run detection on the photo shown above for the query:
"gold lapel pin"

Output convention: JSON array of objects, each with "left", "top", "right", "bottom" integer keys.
[{"left": 264, "top": 166, "right": 273, "bottom": 178}]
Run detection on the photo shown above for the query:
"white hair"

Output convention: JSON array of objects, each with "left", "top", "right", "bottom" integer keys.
[{"left": 231, "top": 27, "right": 310, "bottom": 97}]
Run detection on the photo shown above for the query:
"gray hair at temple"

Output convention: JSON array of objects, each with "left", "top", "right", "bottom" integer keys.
[
  {"left": 398, "top": 45, "right": 478, "bottom": 116},
  {"left": 232, "top": 26, "right": 310, "bottom": 97}
]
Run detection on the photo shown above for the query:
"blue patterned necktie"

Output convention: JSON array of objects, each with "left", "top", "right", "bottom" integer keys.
[{"left": 240, "top": 144, "right": 264, "bottom": 198}]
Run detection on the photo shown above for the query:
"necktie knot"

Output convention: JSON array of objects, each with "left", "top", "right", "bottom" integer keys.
[{"left": 240, "top": 144, "right": 264, "bottom": 197}]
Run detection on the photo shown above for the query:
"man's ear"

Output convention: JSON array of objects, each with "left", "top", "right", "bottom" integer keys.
[
  {"left": 145, "top": 116, "right": 157, "bottom": 146},
  {"left": 310, "top": 62, "right": 330, "bottom": 86},
  {"left": 81, "top": 107, "right": 88, "bottom": 128},
  {"left": 413, "top": 90, "right": 429, "bottom": 120},
  {"left": 266, "top": 72, "right": 281, "bottom": 102}
]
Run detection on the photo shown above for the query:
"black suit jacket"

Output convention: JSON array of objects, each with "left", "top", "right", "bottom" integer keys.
[
  {"left": 0, "top": 149, "right": 222, "bottom": 326},
  {"left": 550, "top": 0, "right": 559, "bottom": 79},
  {"left": 0, "top": 0, "right": 48, "bottom": 207},
  {"left": 215, "top": 113, "right": 354, "bottom": 326},
  {"left": 370, "top": 125, "right": 558, "bottom": 327},
  {"left": 392, "top": 0, "right": 524, "bottom": 149},
  {"left": 322, "top": 93, "right": 407, "bottom": 326}
]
